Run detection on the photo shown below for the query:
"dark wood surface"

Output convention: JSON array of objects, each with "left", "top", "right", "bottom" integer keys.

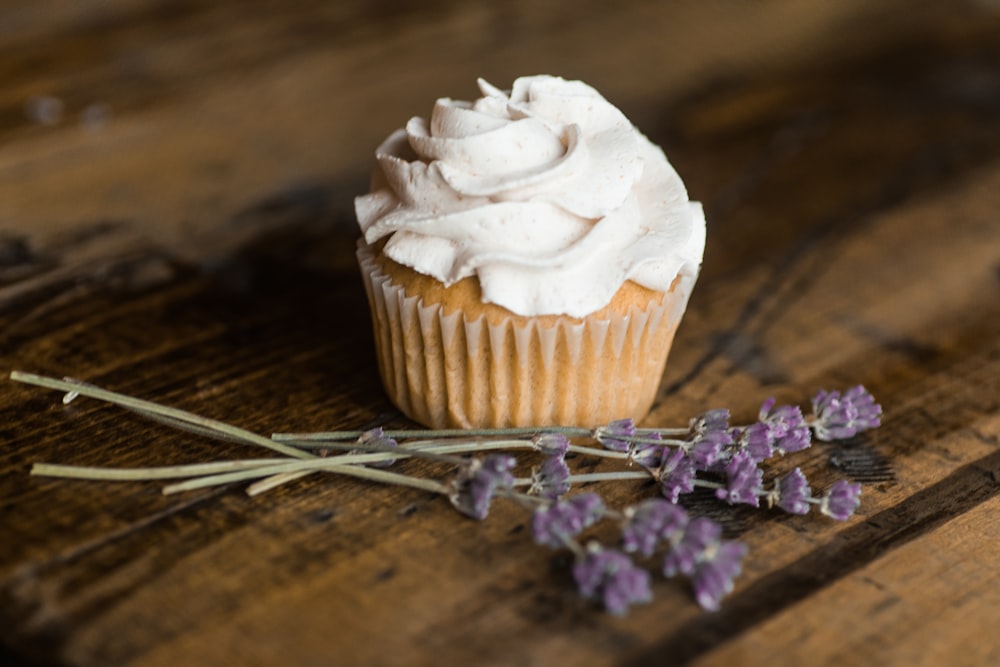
[{"left": 3, "top": 2, "right": 1000, "bottom": 665}]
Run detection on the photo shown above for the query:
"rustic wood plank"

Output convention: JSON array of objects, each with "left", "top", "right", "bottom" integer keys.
[
  {"left": 0, "top": 0, "right": 940, "bottom": 254},
  {"left": 2, "top": 2, "right": 1000, "bottom": 666},
  {"left": 692, "top": 483, "right": 1000, "bottom": 667}
]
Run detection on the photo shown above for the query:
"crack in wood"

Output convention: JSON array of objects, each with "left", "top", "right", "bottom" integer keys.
[
  {"left": 827, "top": 443, "right": 897, "bottom": 483},
  {"left": 624, "top": 447, "right": 1000, "bottom": 666}
]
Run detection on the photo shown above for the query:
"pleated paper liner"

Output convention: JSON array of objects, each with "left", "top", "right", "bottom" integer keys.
[{"left": 357, "top": 242, "right": 695, "bottom": 428}]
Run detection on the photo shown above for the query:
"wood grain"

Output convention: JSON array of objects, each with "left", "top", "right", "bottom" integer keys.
[{"left": 2, "top": 2, "right": 1000, "bottom": 666}]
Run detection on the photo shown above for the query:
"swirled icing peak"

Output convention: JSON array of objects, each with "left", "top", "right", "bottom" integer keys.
[{"left": 355, "top": 75, "right": 706, "bottom": 318}]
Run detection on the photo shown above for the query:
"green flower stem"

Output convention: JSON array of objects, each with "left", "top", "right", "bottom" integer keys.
[
  {"left": 162, "top": 459, "right": 449, "bottom": 496},
  {"left": 28, "top": 446, "right": 458, "bottom": 487},
  {"left": 246, "top": 435, "right": 622, "bottom": 498},
  {"left": 499, "top": 488, "right": 547, "bottom": 510},
  {"left": 243, "top": 438, "right": 518, "bottom": 498},
  {"left": 280, "top": 438, "right": 531, "bottom": 452},
  {"left": 566, "top": 444, "right": 630, "bottom": 459},
  {"left": 239, "top": 442, "right": 466, "bottom": 498},
  {"left": 119, "top": 408, "right": 258, "bottom": 445},
  {"left": 282, "top": 437, "right": 631, "bottom": 461},
  {"left": 247, "top": 439, "right": 633, "bottom": 498},
  {"left": 559, "top": 471, "right": 653, "bottom": 484},
  {"left": 635, "top": 427, "right": 690, "bottom": 436},
  {"left": 30, "top": 447, "right": 402, "bottom": 482},
  {"left": 561, "top": 534, "right": 587, "bottom": 558},
  {"left": 622, "top": 435, "right": 689, "bottom": 447},
  {"left": 280, "top": 438, "right": 529, "bottom": 463},
  {"left": 409, "top": 440, "right": 626, "bottom": 460},
  {"left": 405, "top": 439, "right": 534, "bottom": 454},
  {"left": 271, "top": 425, "right": 592, "bottom": 442},
  {"left": 31, "top": 459, "right": 290, "bottom": 480},
  {"left": 9, "top": 371, "right": 314, "bottom": 461},
  {"left": 246, "top": 471, "right": 313, "bottom": 496}
]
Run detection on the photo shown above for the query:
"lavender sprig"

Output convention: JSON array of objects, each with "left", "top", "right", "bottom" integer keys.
[
  {"left": 10, "top": 370, "right": 883, "bottom": 615},
  {"left": 449, "top": 455, "right": 517, "bottom": 520},
  {"left": 810, "top": 386, "right": 883, "bottom": 441},
  {"left": 622, "top": 499, "right": 690, "bottom": 557},
  {"left": 528, "top": 451, "right": 572, "bottom": 498},
  {"left": 693, "top": 540, "right": 748, "bottom": 612},
  {"left": 532, "top": 494, "right": 606, "bottom": 548},
  {"left": 819, "top": 479, "right": 863, "bottom": 520},
  {"left": 573, "top": 544, "right": 653, "bottom": 616},
  {"left": 658, "top": 449, "right": 697, "bottom": 503},
  {"left": 594, "top": 418, "right": 636, "bottom": 452},
  {"left": 715, "top": 450, "right": 764, "bottom": 507},
  {"left": 771, "top": 468, "right": 812, "bottom": 515}
]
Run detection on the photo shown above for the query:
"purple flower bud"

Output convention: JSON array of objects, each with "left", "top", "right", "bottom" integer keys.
[
  {"left": 755, "top": 399, "right": 811, "bottom": 455},
  {"left": 811, "top": 385, "right": 882, "bottom": 441},
  {"left": 763, "top": 401, "right": 800, "bottom": 432},
  {"left": 530, "top": 454, "right": 571, "bottom": 499},
  {"left": 689, "top": 429, "right": 732, "bottom": 469},
  {"left": 573, "top": 547, "right": 652, "bottom": 616},
  {"left": 622, "top": 499, "right": 689, "bottom": 557},
  {"left": 595, "top": 418, "right": 635, "bottom": 452},
  {"left": 534, "top": 433, "right": 570, "bottom": 457},
  {"left": 663, "top": 517, "right": 721, "bottom": 577},
  {"left": 820, "top": 479, "right": 862, "bottom": 521},
  {"left": 693, "top": 540, "right": 748, "bottom": 612},
  {"left": 658, "top": 448, "right": 696, "bottom": 503},
  {"left": 690, "top": 408, "right": 731, "bottom": 436},
  {"left": 449, "top": 454, "right": 516, "bottom": 520},
  {"left": 761, "top": 405, "right": 812, "bottom": 454},
  {"left": 631, "top": 432, "right": 665, "bottom": 468},
  {"left": 738, "top": 423, "right": 774, "bottom": 462},
  {"left": 532, "top": 493, "right": 606, "bottom": 548},
  {"left": 715, "top": 449, "right": 764, "bottom": 507},
  {"left": 775, "top": 467, "right": 812, "bottom": 515},
  {"left": 773, "top": 424, "right": 812, "bottom": 455},
  {"left": 756, "top": 397, "right": 777, "bottom": 422},
  {"left": 355, "top": 428, "right": 399, "bottom": 468}
]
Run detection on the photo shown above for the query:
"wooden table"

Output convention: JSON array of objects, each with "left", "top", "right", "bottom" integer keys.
[{"left": 3, "top": 2, "right": 1000, "bottom": 665}]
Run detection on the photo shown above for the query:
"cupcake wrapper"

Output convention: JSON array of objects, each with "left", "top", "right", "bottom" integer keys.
[{"left": 358, "top": 242, "right": 695, "bottom": 428}]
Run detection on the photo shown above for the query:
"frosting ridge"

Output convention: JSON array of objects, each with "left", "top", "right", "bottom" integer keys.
[{"left": 355, "top": 75, "right": 706, "bottom": 318}]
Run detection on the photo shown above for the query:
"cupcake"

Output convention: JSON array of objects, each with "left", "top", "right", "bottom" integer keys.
[{"left": 355, "top": 75, "right": 705, "bottom": 429}]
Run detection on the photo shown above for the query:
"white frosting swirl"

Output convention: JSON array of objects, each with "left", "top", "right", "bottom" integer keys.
[{"left": 355, "top": 75, "right": 706, "bottom": 318}]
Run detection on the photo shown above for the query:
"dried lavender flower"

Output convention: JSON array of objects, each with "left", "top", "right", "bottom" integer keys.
[
  {"left": 355, "top": 428, "right": 399, "bottom": 468},
  {"left": 693, "top": 541, "right": 748, "bottom": 612},
  {"left": 658, "top": 448, "right": 696, "bottom": 503},
  {"left": 740, "top": 398, "right": 811, "bottom": 457},
  {"left": 737, "top": 423, "right": 774, "bottom": 462},
  {"left": 12, "top": 370, "right": 884, "bottom": 616},
  {"left": 689, "top": 429, "right": 732, "bottom": 469},
  {"left": 595, "top": 418, "right": 636, "bottom": 452},
  {"left": 760, "top": 400, "right": 811, "bottom": 455},
  {"left": 449, "top": 454, "right": 516, "bottom": 520},
  {"left": 811, "top": 385, "right": 882, "bottom": 441},
  {"left": 820, "top": 479, "right": 862, "bottom": 521},
  {"left": 534, "top": 433, "right": 570, "bottom": 457},
  {"left": 621, "top": 499, "right": 689, "bottom": 557},
  {"left": 715, "top": 449, "right": 764, "bottom": 507},
  {"left": 631, "top": 431, "right": 665, "bottom": 468},
  {"left": 663, "top": 517, "right": 722, "bottom": 577},
  {"left": 530, "top": 454, "right": 571, "bottom": 499},
  {"left": 532, "top": 493, "right": 606, "bottom": 548},
  {"left": 573, "top": 546, "right": 653, "bottom": 616},
  {"left": 774, "top": 467, "right": 811, "bottom": 515},
  {"left": 691, "top": 408, "right": 730, "bottom": 436}
]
